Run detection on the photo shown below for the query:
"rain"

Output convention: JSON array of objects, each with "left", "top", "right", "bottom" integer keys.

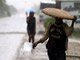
[{"left": 0, "top": 0, "right": 80, "bottom": 60}]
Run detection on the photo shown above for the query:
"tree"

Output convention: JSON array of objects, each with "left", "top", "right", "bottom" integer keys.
[{"left": 0, "top": 0, "right": 17, "bottom": 17}]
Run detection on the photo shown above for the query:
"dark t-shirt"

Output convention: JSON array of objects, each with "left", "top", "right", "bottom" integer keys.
[
  {"left": 27, "top": 16, "right": 36, "bottom": 35},
  {"left": 27, "top": 17, "right": 35, "bottom": 30},
  {"left": 46, "top": 24, "right": 66, "bottom": 51}
]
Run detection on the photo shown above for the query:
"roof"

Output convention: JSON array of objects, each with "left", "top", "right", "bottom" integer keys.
[
  {"left": 56, "top": 0, "right": 80, "bottom": 1},
  {"left": 40, "top": 3, "right": 55, "bottom": 9}
]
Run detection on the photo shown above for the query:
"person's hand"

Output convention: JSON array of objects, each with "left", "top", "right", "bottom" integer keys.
[
  {"left": 73, "top": 16, "right": 77, "bottom": 22},
  {"left": 33, "top": 41, "right": 38, "bottom": 49},
  {"left": 71, "top": 16, "right": 77, "bottom": 27},
  {"left": 33, "top": 40, "right": 41, "bottom": 49}
]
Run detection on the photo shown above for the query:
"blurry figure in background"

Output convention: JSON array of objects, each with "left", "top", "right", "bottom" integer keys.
[
  {"left": 33, "top": 16, "right": 77, "bottom": 60},
  {"left": 26, "top": 10, "right": 36, "bottom": 44},
  {"left": 26, "top": 12, "right": 28, "bottom": 16}
]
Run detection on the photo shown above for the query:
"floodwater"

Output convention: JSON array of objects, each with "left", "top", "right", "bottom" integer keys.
[
  {"left": 0, "top": 12, "right": 80, "bottom": 60},
  {"left": 0, "top": 13, "right": 26, "bottom": 32},
  {"left": 0, "top": 13, "right": 27, "bottom": 60}
]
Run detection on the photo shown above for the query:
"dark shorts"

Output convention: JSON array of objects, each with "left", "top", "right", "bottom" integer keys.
[
  {"left": 47, "top": 50, "right": 66, "bottom": 60},
  {"left": 27, "top": 29, "right": 35, "bottom": 36}
]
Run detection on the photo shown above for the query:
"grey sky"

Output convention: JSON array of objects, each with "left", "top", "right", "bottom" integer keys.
[
  {"left": 6, "top": 0, "right": 43, "bottom": 11},
  {"left": 6, "top": 0, "right": 55, "bottom": 11}
]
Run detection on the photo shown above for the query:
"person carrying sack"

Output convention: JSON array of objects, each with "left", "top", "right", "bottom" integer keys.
[{"left": 33, "top": 8, "right": 77, "bottom": 60}]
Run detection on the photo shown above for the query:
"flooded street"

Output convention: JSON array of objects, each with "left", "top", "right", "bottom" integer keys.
[
  {"left": 0, "top": 12, "right": 80, "bottom": 60},
  {"left": 0, "top": 13, "right": 26, "bottom": 32},
  {"left": 0, "top": 13, "right": 26, "bottom": 60},
  {"left": 0, "top": 34, "right": 24, "bottom": 60}
]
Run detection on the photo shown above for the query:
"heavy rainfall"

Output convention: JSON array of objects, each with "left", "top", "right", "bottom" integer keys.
[{"left": 0, "top": 0, "right": 80, "bottom": 60}]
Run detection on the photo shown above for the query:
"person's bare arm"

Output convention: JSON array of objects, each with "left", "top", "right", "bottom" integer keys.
[
  {"left": 33, "top": 21, "right": 53, "bottom": 48},
  {"left": 71, "top": 16, "right": 77, "bottom": 27},
  {"left": 65, "top": 16, "right": 77, "bottom": 36},
  {"left": 26, "top": 17, "right": 29, "bottom": 23}
]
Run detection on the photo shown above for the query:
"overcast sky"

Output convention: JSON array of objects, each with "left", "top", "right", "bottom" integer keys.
[{"left": 6, "top": 0, "right": 55, "bottom": 12}]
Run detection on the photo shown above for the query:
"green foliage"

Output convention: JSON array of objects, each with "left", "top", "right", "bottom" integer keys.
[
  {"left": 44, "top": 17, "right": 55, "bottom": 28},
  {"left": 72, "top": 29, "right": 80, "bottom": 38},
  {"left": 44, "top": 17, "right": 80, "bottom": 39},
  {"left": 0, "top": 0, "right": 6, "bottom": 6}
]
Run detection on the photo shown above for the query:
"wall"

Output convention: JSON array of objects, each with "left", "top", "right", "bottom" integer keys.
[{"left": 61, "top": 1, "right": 80, "bottom": 29}]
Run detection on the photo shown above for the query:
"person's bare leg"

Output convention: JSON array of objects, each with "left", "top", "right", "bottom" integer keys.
[
  {"left": 32, "top": 35, "right": 35, "bottom": 43},
  {"left": 32, "top": 35, "right": 35, "bottom": 49},
  {"left": 29, "top": 35, "right": 32, "bottom": 42}
]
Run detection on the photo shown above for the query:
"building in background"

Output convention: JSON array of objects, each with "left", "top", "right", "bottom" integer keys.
[
  {"left": 39, "top": 2, "right": 56, "bottom": 22},
  {"left": 56, "top": 0, "right": 80, "bottom": 29}
]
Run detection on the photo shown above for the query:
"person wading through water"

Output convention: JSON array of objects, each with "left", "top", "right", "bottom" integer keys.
[
  {"left": 33, "top": 16, "right": 77, "bottom": 60},
  {"left": 26, "top": 10, "right": 36, "bottom": 44}
]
